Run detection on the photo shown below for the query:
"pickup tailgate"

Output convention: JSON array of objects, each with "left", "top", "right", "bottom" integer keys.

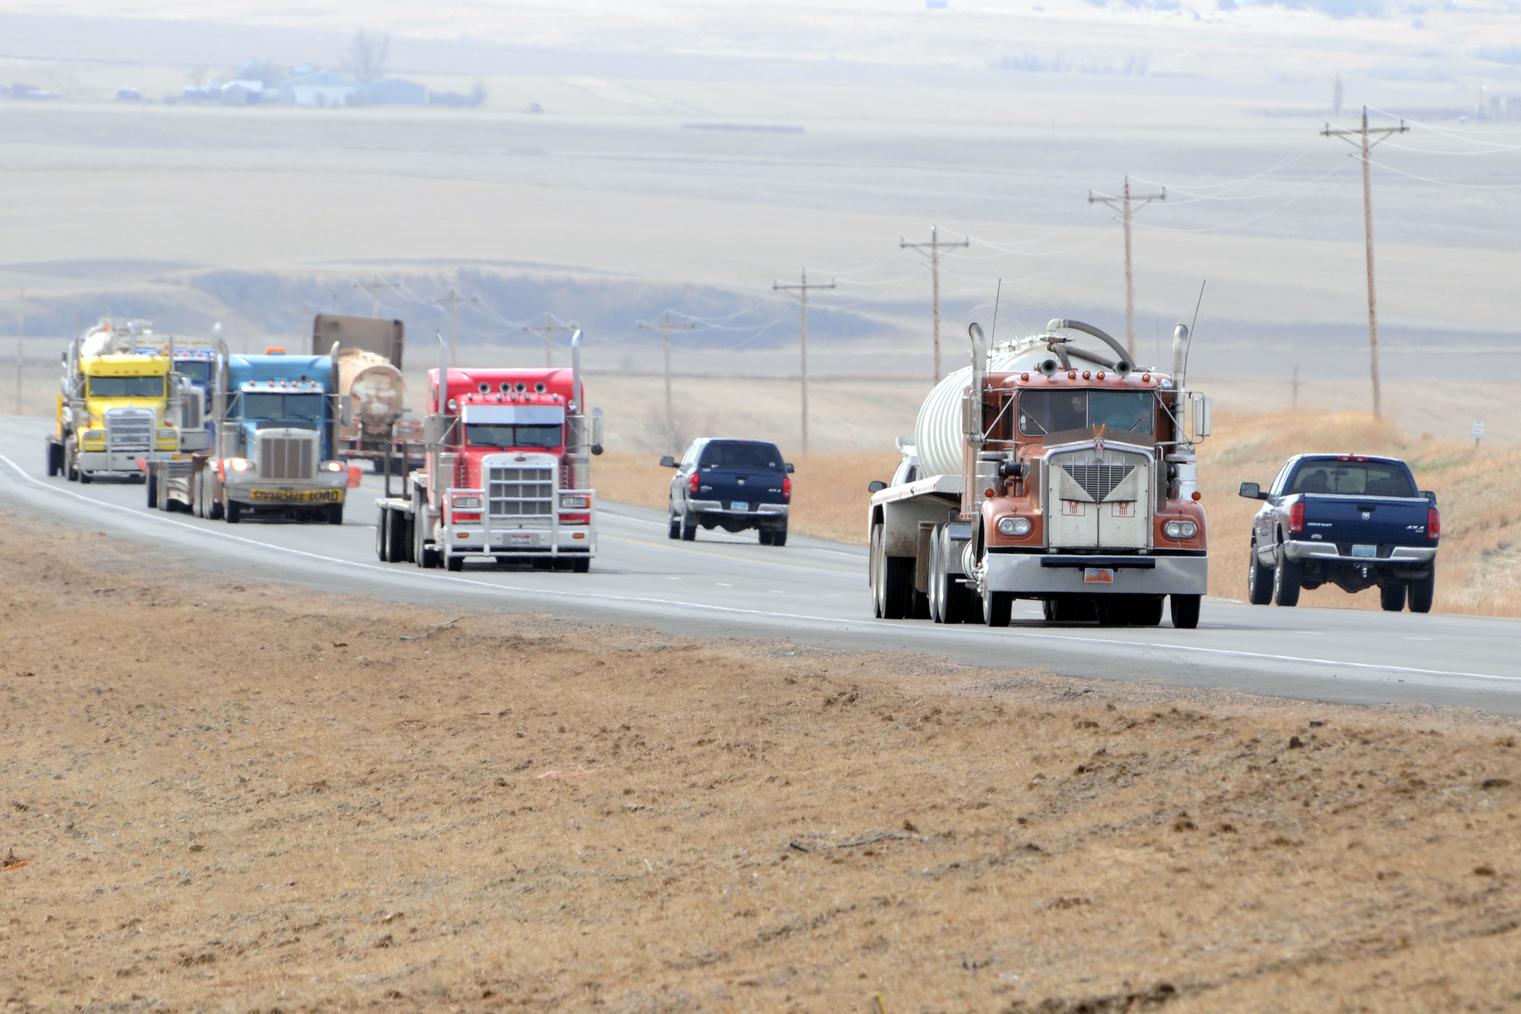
[
  {"left": 701, "top": 468, "right": 786, "bottom": 510},
  {"left": 1301, "top": 494, "right": 1431, "bottom": 549}
]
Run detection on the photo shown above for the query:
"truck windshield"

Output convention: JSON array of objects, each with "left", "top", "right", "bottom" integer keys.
[
  {"left": 699, "top": 442, "right": 785, "bottom": 471},
  {"left": 242, "top": 393, "right": 324, "bottom": 421},
  {"left": 88, "top": 376, "right": 164, "bottom": 398},
  {"left": 464, "top": 424, "right": 562, "bottom": 449},
  {"left": 1288, "top": 461, "right": 1415, "bottom": 497},
  {"left": 1018, "top": 390, "right": 1155, "bottom": 437},
  {"left": 176, "top": 361, "right": 213, "bottom": 384}
]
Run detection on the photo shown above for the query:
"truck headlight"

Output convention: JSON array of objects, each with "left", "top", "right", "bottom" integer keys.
[
  {"left": 227, "top": 457, "right": 251, "bottom": 472},
  {"left": 560, "top": 494, "right": 591, "bottom": 509},
  {"left": 1164, "top": 520, "right": 1198, "bottom": 540},
  {"left": 452, "top": 494, "right": 483, "bottom": 509},
  {"left": 324, "top": 461, "right": 345, "bottom": 472},
  {"left": 997, "top": 516, "right": 1032, "bottom": 536},
  {"left": 157, "top": 428, "right": 177, "bottom": 440},
  {"left": 83, "top": 429, "right": 103, "bottom": 442}
]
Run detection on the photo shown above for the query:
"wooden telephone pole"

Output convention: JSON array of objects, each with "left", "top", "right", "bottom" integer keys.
[
  {"left": 523, "top": 314, "right": 576, "bottom": 368},
  {"left": 900, "top": 225, "right": 969, "bottom": 382},
  {"left": 14, "top": 290, "right": 24, "bottom": 416},
  {"left": 429, "top": 289, "right": 479, "bottom": 367},
  {"left": 1089, "top": 177, "right": 1165, "bottom": 361},
  {"left": 1322, "top": 107, "right": 1408, "bottom": 420},
  {"left": 638, "top": 313, "right": 698, "bottom": 452},
  {"left": 773, "top": 269, "right": 834, "bottom": 455}
]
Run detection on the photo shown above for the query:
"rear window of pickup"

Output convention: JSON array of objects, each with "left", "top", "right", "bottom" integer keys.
[
  {"left": 1286, "top": 460, "right": 1414, "bottom": 497},
  {"left": 699, "top": 442, "right": 785, "bottom": 471}
]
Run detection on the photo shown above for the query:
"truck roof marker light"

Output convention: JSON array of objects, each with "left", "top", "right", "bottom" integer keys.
[
  {"left": 1082, "top": 371, "right": 1091, "bottom": 380},
  {"left": 1142, "top": 374, "right": 1151, "bottom": 383},
  {"left": 1191, "top": 491, "right": 1201, "bottom": 501},
  {"left": 1068, "top": 371, "right": 1077, "bottom": 380},
  {"left": 1097, "top": 371, "right": 1105, "bottom": 380},
  {"left": 1021, "top": 373, "right": 1030, "bottom": 381},
  {"left": 1338, "top": 454, "right": 1369, "bottom": 462}
]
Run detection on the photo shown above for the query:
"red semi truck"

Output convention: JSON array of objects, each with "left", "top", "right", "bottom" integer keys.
[{"left": 374, "top": 331, "right": 602, "bottom": 572}]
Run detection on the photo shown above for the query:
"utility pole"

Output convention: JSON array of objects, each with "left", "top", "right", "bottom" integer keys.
[
  {"left": 14, "top": 290, "right": 24, "bottom": 416},
  {"left": 638, "top": 312, "right": 698, "bottom": 452},
  {"left": 773, "top": 269, "right": 835, "bottom": 456},
  {"left": 1323, "top": 107, "right": 1408, "bottom": 420},
  {"left": 523, "top": 314, "right": 575, "bottom": 368},
  {"left": 1290, "top": 365, "right": 1302, "bottom": 409},
  {"left": 1089, "top": 177, "right": 1165, "bottom": 360},
  {"left": 429, "top": 289, "right": 479, "bottom": 368},
  {"left": 353, "top": 275, "right": 397, "bottom": 318},
  {"left": 900, "top": 225, "right": 968, "bottom": 382}
]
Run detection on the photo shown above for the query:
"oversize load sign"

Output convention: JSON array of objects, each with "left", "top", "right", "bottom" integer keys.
[{"left": 248, "top": 489, "right": 343, "bottom": 503}]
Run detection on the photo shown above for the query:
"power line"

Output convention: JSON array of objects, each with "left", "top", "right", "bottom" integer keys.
[
  {"left": 429, "top": 289, "right": 480, "bottom": 368},
  {"left": 638, "top": 312, "right": 699, "bottom": 453},
  {"left": 1089, "top": 177, "right": 1165, "bottom": 360},
  {"left": 1323, "top": 106, "right": 1409, "bottom": 421},
  {"left": 772, "top": 269, "right": 835, "bottom": 456},
  {"left": 900, "top": 225, "right": 969, "bottom": 384},
  {"left": 522, "top": 314, "right": 577, "bottom": 368},
  {"left": 353, "top": 275, "right": 399, "bottom": 318}
]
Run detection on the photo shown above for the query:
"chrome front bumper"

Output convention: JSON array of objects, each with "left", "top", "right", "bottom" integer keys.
[
  {"left": 984, "top": 553, "right": 1208, "bottom": 596},
  {"left": 77, "top": 449, "right": 170, "bottom": 473},
  {"left": 446, "top": 525, "right": 594, "bottom": 555}
]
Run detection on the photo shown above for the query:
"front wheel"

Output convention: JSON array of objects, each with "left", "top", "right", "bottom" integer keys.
[
  {"left": 225, "top": 498, "right": 241, "bottom": 524},
  {"left": 983, "top": 591, "right": 1013, "bottom": 627},
  {"left": 446, "top": 554, "right": 464, "bottom": 572},
  {"left": 1272, "top": 547, "right": 1301, "bottom": 607},
  {"left": 46, "top": 441, "right": 62, "bottom": 477},
  {"left": 1247, "top": 540, "right": 1273, "bottom": 605},
  {"left": 1170, "top": 594, "right": 1201, "bottom": 629},
  {"left": 1379, "top": 582, "right": 1407, "bottom": 612},
  {"left": 1408, "top": 568, "right": 1435, "bottom": 613},
  {"left": 327, "top": 503, "right": 344, "bottom": 525},
  {"left": 376, "top": 507, "right": 391, "bottom": 562},
  {"left": 146, "top": 470, "right": 159, "bottom": 509},
  {"left": 572, "top": 557, "right": 590, "bottom": 573},
  {"left": 65, "top": 439, "right": 79, "bottom": 481}
]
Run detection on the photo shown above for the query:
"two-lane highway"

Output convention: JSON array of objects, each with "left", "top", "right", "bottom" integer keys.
[{"left": 3, "top": 414, "right": 1517, "bottom": 713}]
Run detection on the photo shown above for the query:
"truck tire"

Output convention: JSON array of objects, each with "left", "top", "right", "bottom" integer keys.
[
  {"left": 869, "top": 524, "right": 883, "bottom": 617},
  {"left": 206, "top": 474, "right": 223, "bottom": 520},
  {"left": 1130, "top": 596, "right": 1165, "bottom": 627},
  {"left": 79, "top": 461, "right": 92, "bottom": 484},
  {"left": 376, "top": 507, "right": 391, "bottom": 561},
  {"left": 1379, "top": 582, "right": 1407, "bottom": 612},
  {"left": 65, "top": 439, "right": 79, "bottom": 481},
  {"left": 928, "top": 533, "right": 945, "bottom": 622},
  {"left": 446, "top": 554, "right": 464, "bottom": 572},
  {"left": 983, "top": 591, "right": 1013, "bottom": 627},
  {"left": 572, "top": 557, "right": 590, "bottom": 573},
  {"left": 1247, "top": 540, "right": 1273, "bottom": 605},
  {"left": 225, "top": 498, "right": 241, "bottom": 524},
  {"left": 882, "top": 556, "right": 915, "bottom": 619},
  {"left": 46, "top": 441, "right": 62, "bottom": 477},
  {"left": 1272, "top": 545, "right": 1300, "bottom": 607},
  {"left": 392, "top": 511, "right": 413, "bottom": 563},
  {"left": 758, "top": 529, "right": 773, "bottom": 545},
  {"left": 680, "top": 510, "right": 697, "bottom": 541},
  {"left": 771, "top": 526, "right": 787, "bottom": 548},
  {"left": 146, "top": 469, "right": 158, "bottom": 509},
  {"left": 327, "top": 503, "right": 344, "bottom": 525},
  {"left": 1170, "top": 594, "right": 1201, "bottom": 629},
  {"left": 668, "top": 514, "right": 681, "bottom": 540},
  {"left": 1408, "top": 568, "right": 1435, "bottom": 613}
]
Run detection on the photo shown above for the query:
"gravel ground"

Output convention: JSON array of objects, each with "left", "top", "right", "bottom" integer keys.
[{"left": 1, "top": 508, "right": 1518, "bottom": 1013}]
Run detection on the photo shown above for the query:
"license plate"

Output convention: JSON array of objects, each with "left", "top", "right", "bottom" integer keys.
[
  {"left": 509, "top": 533, "right": 532, "bottom": 546},
  {"left": 1083, "top": 568, "right": 1115, "bottom": 584},
  {"left": 731, "top": 501, "right": 749, "bottom": 511},
  {"left": 248, "top": 488, "right": 342, "bottom": 503},
  {"left": 1351, "top": 544, "right": 1377, "bottom": 558}
]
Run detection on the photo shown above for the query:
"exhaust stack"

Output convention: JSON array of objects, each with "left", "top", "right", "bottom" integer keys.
[{"left": 1171, "top": 324, "right": 1192, "bottom": 391}]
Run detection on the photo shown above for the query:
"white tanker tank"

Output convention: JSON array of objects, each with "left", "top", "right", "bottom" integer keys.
[
  {"left": 312, "top": 313, "right": 417, "bottom": 473},
  {"left": 338, "top": 349, "right": 407, "bottom": 428}
]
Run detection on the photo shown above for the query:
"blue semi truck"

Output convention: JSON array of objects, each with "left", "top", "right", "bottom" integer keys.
[{"left": 149, "top": 347, "right": 354, "bottom": 523}]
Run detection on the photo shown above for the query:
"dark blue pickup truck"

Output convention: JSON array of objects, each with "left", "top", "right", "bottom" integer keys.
[
  {"left": 662, "top": 438, "right": 793, "bottom": 545},
  {"left": 1239, "top": 454, "right": 1439, "bottom": 612}
]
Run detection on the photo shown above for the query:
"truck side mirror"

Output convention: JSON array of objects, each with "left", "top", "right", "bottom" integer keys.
[
  {"left": 1420, "top": 490, "right": 1437, "bottom": 506},
  {"left": 340, "top": 394, "right": 353, "bottom": 426},
  {"left": 785, "top": 463, "right": 795, "bottom": 474},
  {"left": 1239, "top": 481, "right": 1266, "bottom": 500},
  {"left": 868, "top": 480, "right": 887, "bottom": 493},
  {"left": 1191, "top": 393, "right": 1213, "bottom": 440},
  {"left": 659, "top": 455, "right": 677, "bottom": 468}
]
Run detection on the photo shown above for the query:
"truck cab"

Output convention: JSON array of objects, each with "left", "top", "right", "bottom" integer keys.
[
  {"left": 208, "top": 351, "right": 351, "bottom": 523},
  {"left": 48, "top": 319, "right": 181, "bottom": 483},
  {"left": 375, "top": 333, "right": 602, "bottom": 573}
]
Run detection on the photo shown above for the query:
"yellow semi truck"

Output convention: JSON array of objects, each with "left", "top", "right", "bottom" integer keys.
[{"left": 46, "top": 319, "right": 183, "bottom": 483}]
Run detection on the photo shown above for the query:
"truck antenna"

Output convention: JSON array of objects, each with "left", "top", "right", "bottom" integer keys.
[{"left": 1189, "top": 280, "right": 1206, "bottom": 340}]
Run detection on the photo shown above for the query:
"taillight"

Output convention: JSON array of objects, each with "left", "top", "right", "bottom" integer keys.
[
  {"left": 688, "top": 472, "right": 700, "bottom": 494},
  {"left": 1428, "top": 507, "right": 1440, "bottom": 540},
  {"left": 782, "top": 475, "right": 791, "bottom": 501},
  {"left": 1288, "top": 501, "right": 1304, "bottom": 534}
]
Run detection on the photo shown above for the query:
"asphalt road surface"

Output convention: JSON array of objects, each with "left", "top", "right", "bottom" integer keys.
[{"left": 3, "top": 415, "right": 1515, "bottom": 714}]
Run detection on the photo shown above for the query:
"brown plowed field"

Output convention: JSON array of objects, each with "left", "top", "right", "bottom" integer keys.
[{"left": 2, "top": 510, "right": 1518, "bottom": 1013}]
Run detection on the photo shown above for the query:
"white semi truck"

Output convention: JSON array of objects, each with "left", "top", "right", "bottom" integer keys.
[{"left": 867, "top": 319, "right": 1212, "bottom": 629}]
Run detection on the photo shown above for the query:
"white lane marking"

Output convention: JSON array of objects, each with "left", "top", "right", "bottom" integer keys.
[
  {"left": 597, "top": 506, "right": 866, "bottom": 558},
  {"left": 716, "top": 582, "right": 733, "bottom": 587},
  {"left": 601, "top": 533, "right": 859, "bottom": 579},
  {"left": 0, "top": 451, "right": 1516, "bottom": 686}
]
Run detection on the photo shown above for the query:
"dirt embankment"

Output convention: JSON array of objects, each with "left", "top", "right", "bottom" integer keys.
[{"left": 2, "top": 511, "right": 1519, "bottom": 1013}]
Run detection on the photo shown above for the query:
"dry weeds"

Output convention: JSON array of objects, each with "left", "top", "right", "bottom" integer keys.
[{"left": 2, "top": 510, "right": 1520, "bottom": 1012}]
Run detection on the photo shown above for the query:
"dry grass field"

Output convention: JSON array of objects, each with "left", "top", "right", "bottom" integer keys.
[{"left": 4, "top": 510, "right": 1521, "bottom": 1013}]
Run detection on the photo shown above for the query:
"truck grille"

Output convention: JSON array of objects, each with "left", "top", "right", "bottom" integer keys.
[
  {"left": 1060, "top": 463, "right": 1135, "bottom": 503},
  {"left": 104, "top": 407, "right": 154, "bottom": 453},
  {"left": 488, "top": 466, "right": 554, "bottom": 518},
  {"left": 258, "top": 433, "right": 316, "bottom": 480}
]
